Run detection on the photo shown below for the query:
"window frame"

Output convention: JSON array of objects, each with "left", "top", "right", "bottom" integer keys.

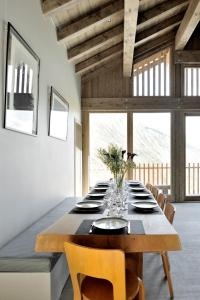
[{"left": 133, "top": 48, "right": 171, "bottom": 97}]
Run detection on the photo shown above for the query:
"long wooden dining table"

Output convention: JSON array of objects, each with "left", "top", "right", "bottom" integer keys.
[
  {"left": 35, "top": 185, "right": 182, "bottom": 288},
  {"left": 35, "top": 200, "right": 181, "bottom": 253}
]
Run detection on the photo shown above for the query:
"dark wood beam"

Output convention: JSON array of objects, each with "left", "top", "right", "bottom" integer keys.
[
  {"left": 174, "top": 50, "right": 200, "bottom": 63},
  {"left": 68, "top": 24, "right": 123, "bottom": 62},
  {"left": 57, "top": 0, "right": 124, "bottom": 43},
  {"left": 136, "top": 12, "right": 184, "bottom": 45},
  {"left": 41, "top": 0, "right": 80, "bottom": 16},
  {"left": 139, "top": 0, "right": 167, "bottom": 13},
  {"left": 81, "top": 97, "right": 200, "bottom": 111},
  {"left": 134, "top": 30, "right": 176, "bottom": 62},
  {"left": 175, "top": 0, "right": 200, "bottom": 50},
  {"left": 137, "top": 0, "right": 188, "bottom": 32},
  {"left": 75, "top": 43, "right": 123, "bottom": 75},
  {"left": 123, "top": 0, "right": 139, "bottom": 77}
]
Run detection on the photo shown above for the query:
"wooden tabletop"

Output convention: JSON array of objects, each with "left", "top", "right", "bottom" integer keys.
[{"left": 35, "top": 198, "right": 182, "bottom": 253}]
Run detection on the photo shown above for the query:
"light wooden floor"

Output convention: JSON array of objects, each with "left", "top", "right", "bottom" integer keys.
[{"left": 60, "top": 203, "right": 200, "bottom": 300}]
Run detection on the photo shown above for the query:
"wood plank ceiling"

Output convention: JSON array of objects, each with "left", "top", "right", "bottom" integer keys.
[{"left": 41, "top": 0, "right": 200, "bottom": 79}]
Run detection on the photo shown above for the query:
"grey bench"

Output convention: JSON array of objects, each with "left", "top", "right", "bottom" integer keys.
[{"left": 0, "top": 198, "right": 75, "bottom": 300}]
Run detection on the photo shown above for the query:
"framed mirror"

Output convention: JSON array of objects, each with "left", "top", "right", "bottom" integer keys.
[
  {"left": 49, "top": 87, "right": 69, "bottom": 141},
  {"left": 4, "top": 22, "right": 40, "bottom": 135}
]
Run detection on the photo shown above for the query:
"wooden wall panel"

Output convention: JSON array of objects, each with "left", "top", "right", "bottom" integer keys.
[
  {"left": 81, "top": 63, "right": 132, "bottom": 98},
  {"left": 81, "top": 35, "right": 200, "bottom": 99}
]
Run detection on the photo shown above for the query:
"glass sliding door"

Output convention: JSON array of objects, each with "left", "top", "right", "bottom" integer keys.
[
  {"left": 89, "top": 113, "right": 127, "bottom": 188},
  {"left": 133, "top": 113, "right": 171, "bottom": 194},
  {"left": 185, "top": 115, "right": 200, "bottom": 196}
]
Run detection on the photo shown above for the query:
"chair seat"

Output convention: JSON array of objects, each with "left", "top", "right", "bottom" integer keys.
[{"left": 81, "top": 269, "right": 140, "bottom": 300}]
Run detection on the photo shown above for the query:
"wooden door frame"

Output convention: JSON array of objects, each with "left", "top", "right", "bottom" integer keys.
[
  {"left": 184, "top": 112, "right": 200, "bottom": 201},
  {"left": 74, "top": 118, "right": 82, "bottom": 197}
]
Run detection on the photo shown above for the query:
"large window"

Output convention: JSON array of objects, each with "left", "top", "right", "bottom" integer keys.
[
  {"left": 133, "top": 113, "right": 171, "bottom": 193},
  {"left": 184, "top": 67, "right": 200, "bottom": 96},
  {"left": 89, "top": 113, "right": 127, "bottom": 187},
  {"left": 133, "top": 49, "right": 170, "bottom": 96}
]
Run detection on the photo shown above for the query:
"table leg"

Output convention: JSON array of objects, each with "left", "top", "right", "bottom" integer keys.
[
  {"left": 126, "top": 252, "right": 143, "bottom": 277},
  {"left": 125, "top": 252, "right": 144, "bottom": 300},
  {"left": 137, "top": 252, "right": 143, "bottom": 279}
]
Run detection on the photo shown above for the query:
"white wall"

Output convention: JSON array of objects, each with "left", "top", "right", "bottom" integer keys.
[{"left": 0, "top": 0, "right": 81, "bottom": 247}]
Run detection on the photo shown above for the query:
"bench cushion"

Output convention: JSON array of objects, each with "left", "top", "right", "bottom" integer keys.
[{"left": 0, "top": 198, "right": 76, "bottom": 272}]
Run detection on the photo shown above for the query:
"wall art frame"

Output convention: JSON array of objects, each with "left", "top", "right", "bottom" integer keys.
[
  {"left": 4, "top": 22, "right": 40, "bottom": 136},
  {"left": 49, "top": 87, "right": 69, "bottom": 141}
]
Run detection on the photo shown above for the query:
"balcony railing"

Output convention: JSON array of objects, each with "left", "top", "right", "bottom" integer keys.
[
  {"left": 133, "top": 162, "right": 200, "bottom": 196},
  {"left": 133, "top": 163, "right": 170, "bottom": 186},
  {"left": 90, "top": 162, "right": 200, "bottom": 196},
  {"left": 186, "top": 163, "right": 200, "bottom": 195}
]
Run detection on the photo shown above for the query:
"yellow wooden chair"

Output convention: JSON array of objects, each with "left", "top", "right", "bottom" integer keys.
[
  {"left": 64, "top": 241, "right": 145, "bottom": 300},
  {"left": 157, "top": 193, "right": 166, "bottom": 210},
  {"left": 161, "top": 202, "right": 176, "bottom": 299}
]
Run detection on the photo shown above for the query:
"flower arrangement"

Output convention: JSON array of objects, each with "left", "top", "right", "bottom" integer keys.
[{"left": 97, "top": 144, "right": 137, "bottom": 188}]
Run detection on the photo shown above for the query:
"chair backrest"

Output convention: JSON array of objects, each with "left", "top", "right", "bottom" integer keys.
[
  {"left": 152, "top": 186, "right": 159, "bottom": 200},
  {"left": 157, "top": 193, "right": 165, "bottom": 210},
  {"left": 64, "top": 241, "right": 126, "bottom": 300},
  {"left": 146, "top": 182, "right": 152, "bottom": 192},
  {"left": 164, "top": 202, "right": 176, "bottom": 224}
]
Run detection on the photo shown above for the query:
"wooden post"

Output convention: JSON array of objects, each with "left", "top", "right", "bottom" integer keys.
[{"left": 171, "top": 111, "right": 185, "bottom": 202}]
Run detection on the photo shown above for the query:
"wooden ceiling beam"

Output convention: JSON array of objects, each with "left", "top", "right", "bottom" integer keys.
[
  {"left": 135, "top": 12, "right": 184, "bottom": 47},
  {"left": 175, "top": 50, "right": 200, "bottom": 63},
  {"left": 57, "top": 0, "right": 124, "bottom": 43},
  {"left": 175, "top": 0, "right": 200, "bottom": 50},
  {"left": 123, "top": 0, "right": 139, "bottom": 77},
  {"left": 82, "top": 97, "right": 200, "bottom": 112},
  {"left": 41, "top": 0, "right": 80, "bottom": 16},
  {"left": 134, "top": 30, "right": 176, "bottom": 64},
  {"left": 75, "top": 43, "right": 123, "bottom": 75},
  {"left": 139, "top": 0, "right": 167, "bottom": 13},
  {"left": 68, "top": 24, "right": 123, "bottom": 62},
  {"left": 135, "top": 23, "right": 179, "bottom": 49},
  {"left": 137, "top": 0, "right": 188, "bottom": 32}
]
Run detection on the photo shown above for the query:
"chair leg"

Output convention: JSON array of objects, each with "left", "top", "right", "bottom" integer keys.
[
  {"left": 161, "top": 253, "right": 174, "bottom": 299},
  {"left": 161, "top": 253, "right": 167, "bottom": 278},
  {"left": 165, "top": 252, "right": 171, "bottom": 270},
  {"left": 138, "top": 278, "right": 145, "bottom": 300},
  {"left": 161, "top": 252, "right": 170, "bottom": 277}
]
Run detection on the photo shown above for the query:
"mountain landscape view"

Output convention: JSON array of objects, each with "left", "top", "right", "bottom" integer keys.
[{"left": 89, "top": 113, "right": 200, "bottom": 192}]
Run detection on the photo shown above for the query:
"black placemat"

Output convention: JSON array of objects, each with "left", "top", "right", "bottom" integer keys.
[
  {"left": 128, "top": 203, "right": 162, "bottom": 215},
  {"left": 69, "top": 206, "right": 106, "bottom": 214},
  {"left": 85, "top": 195, "right": 105, "bottom": 200},
  {"left": 75, "top": 219, "right": 145, "bottom": 235},
  {"left": 128, "top": 188, "right": 148, "bottom": 193}
]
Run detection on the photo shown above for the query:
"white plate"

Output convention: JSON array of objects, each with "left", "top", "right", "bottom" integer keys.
[
  {"left": 75, "top": 201, "right": 103, "bottom": 209},
  {"left": 128, "top": 181, "right": 141, "bottom": 186},
  {"left": 88, "top": 193, "right": 106, "bottom": 197},
  {"left": 129, "top": 187, "right": 145, "bottom": 191},
  {"left": 131, "top": 201, "right": 158, "bottom": 210},
  {"left": 94, "top": 187, "right": 108, "bottom": 191},
  {"left": 96, "top": 182, "right": 110, "bottom": 187},
  {"left": 93, "top": 217, "right": 128, "bottom": 230},
  {"left": 131, "top": 192, "right": 151, "bottom": 197}
]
